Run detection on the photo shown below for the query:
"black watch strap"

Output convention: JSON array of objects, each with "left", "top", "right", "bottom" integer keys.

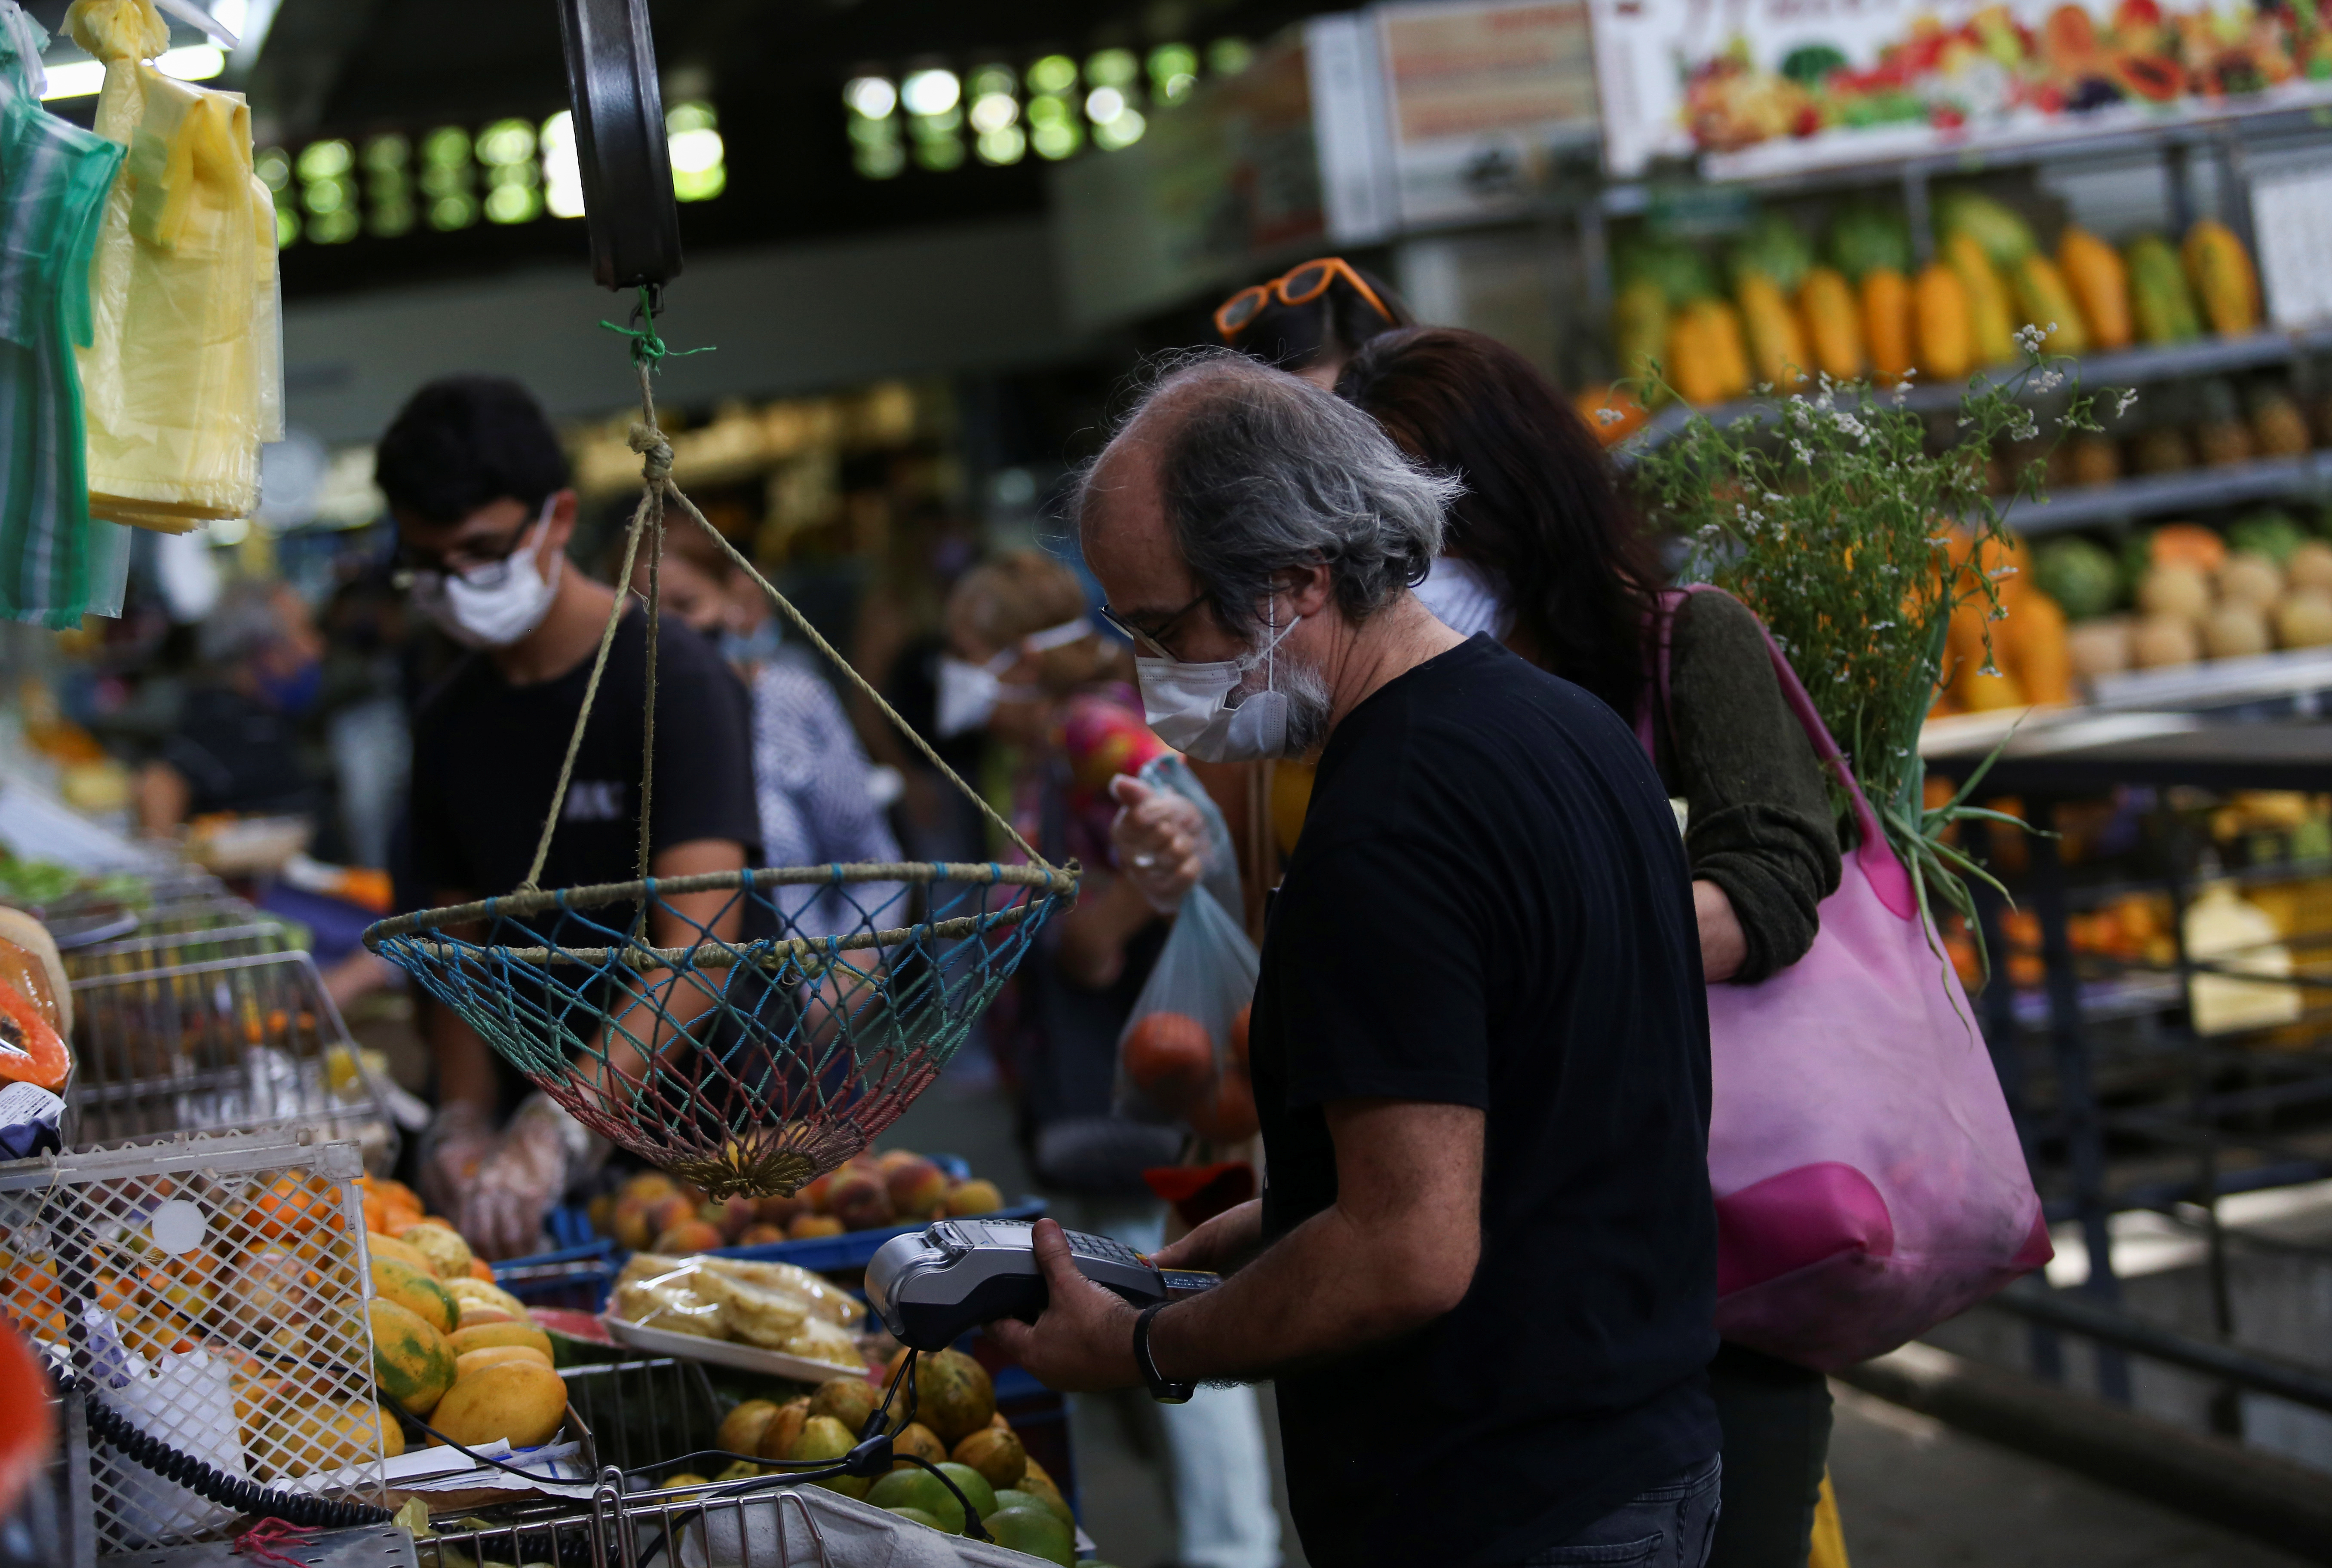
[{"left": 1133, "top": 1302, "right": 1194, "bottom": 1404}]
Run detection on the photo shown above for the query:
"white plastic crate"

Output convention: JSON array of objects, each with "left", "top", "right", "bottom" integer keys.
[{"left": 0, "top": 1132, "right": 386, "bottom": 1555}]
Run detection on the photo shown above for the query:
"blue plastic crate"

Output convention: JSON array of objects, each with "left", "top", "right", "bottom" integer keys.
[{"left": 491, "top": 1236, "right": 619, "bottom": 1312}]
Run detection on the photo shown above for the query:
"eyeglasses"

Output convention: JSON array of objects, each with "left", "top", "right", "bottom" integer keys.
[
  {"left": 1098, "top": 590, "right": 1209, "bottom": 661},
  {"left": 392, "top": 502, "right": 550, "bottom": 588},
  {"left": 1214, "top": 257, "right": 1393, "bottom": 341}
]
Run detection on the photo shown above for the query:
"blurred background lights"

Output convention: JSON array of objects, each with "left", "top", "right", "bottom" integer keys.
[
  {"left": 1084, "top": 86, "right": 1125, "bottom": 123},
  {"left": 1026, "top": 55, "right": 1077, "bottom": 95},
  {"left": 540, "top": 111, "right": 584, "bottom": 218},
  {"left": 1148, "top": 44, "right": 1198, "bottom": 103},
  {"left": 666, "top": 102, "right": 725, "bottom": 201},
  {"left": 900, "top": 68, "right": 960, "bottom": 118},
  {"left": 968, "top": 91, "right": 1018, "bottom": 135},
  {"left": 845, "top": 76, "right": 898, "bottom": 120}
]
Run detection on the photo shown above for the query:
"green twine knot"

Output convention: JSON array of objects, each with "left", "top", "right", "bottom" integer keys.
[{"left": 599, "top": 284, "right": 715, "bottom": 369}]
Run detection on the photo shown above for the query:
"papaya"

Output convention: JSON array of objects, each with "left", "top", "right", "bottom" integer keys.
[
  {"left": 2126, "top": 235, "right": 2202, "bottom": 343},
  {"left": 1665, "top": 307, "right": 1717, "bottom": 404},
  {"left": 371, "top": 1257, "right": 458, "bottom": 1337},
  {"left": 1943, "top": 233, "right": 2017, "bottom": 365},
  {"left": 2011, "top": 254, "right": 2089, "bottom": 354},
  {"left": 427, "top": 1360, "right": 568, "bottom": 1451},
  {"left": 1796, "top": 266, "right": 1864, "bottom": 380},
  {"left": 2182, "top": 220, "right": 2259, "bottom": 337},
  {"left": 2113, "top": 51, "right": 2183, "bottom": 103},
  {"left": 445, "top": 1321, "right": 554, "bottom": 1361},
  {"left": 368, "top": 1297, "right": 456, "bottom": 1416},
  {"left": 1711, "top": 301, "right": 1751, "bottom": 397},
  {"left": 1936, "top": 190, "right": 2037, "bottom": 269},
  {"left": 0, "top": 977, "right": 68, "bottom": 1091},
  {"left": 1912, "top": 263, "right": 1972, "bottom": 380},
  {"left": 395, "top": 1223, "right": 474, "bottom": 1283},
  {"left": 2057, "top": 228, "right": 2131, "bottom": 351},
  {"left": 2009, "top": 590, "right": 2074, "bottom": 704},
  {"left": 1613, "top": 279, "right": 1670, "bottom": 385},
  {"left": 454, "top": 1344, "right": 554, "bottom": 1380},
  {"left": 1860, "top": 266, "right": 1914, "bottom": 381},
  {"left": 1735, "top": 273, "right": 1808, "bottom": 388}
]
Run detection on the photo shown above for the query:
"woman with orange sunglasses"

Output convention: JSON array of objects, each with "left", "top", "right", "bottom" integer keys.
[{"left": 1213, "top": 255, "right": 1413, "bottom": 387}]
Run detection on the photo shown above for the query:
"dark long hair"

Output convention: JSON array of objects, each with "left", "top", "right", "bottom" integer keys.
[
  {"left": 1336, "top": 327, "right": 1658, "bottom": 717},
  {"left": 1221, "top": 263, "right": 1415, "bottom": 377}
]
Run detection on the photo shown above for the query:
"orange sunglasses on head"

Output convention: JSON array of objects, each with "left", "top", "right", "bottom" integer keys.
[{"left": 1214, "top": 257, "right": 1393, "bottom": 340}]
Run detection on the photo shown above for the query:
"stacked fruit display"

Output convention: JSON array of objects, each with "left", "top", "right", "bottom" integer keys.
[
  {"left": 1121, "top": 1004, "right": 1258, "bottom": 1144},
  {"left": 1929, "top": 530, "right": 2077, "bottom": 715},
  {"left": 2036, "top": 513, "right": 2332, "bottom": 677},
  {"left": 594, "top": 1152, "right": 1005, "bottom": 1253},
  {"left": 666, "top": 1354, "right": 1081, "bottom": 1566},
  {"left": 358, "top": 1175, "right": 570, "bottom": 1456},
  {"left": 1600, "top": 193, "right": 2263, "bottom": 426}
]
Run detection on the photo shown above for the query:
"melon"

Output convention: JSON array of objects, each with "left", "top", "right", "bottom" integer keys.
[
  {"left": 2133, "top": 615, "right": 2201, "bottom": 668},
  {"left": 2137, "top": 565, "right": 2211, "bottom": 622},
  {"left": 2203, "top": 604, "right": 2271, "bottom": 659},
  {"left": 2217, "top": 552, "right": 2284, "bottom": 610}
]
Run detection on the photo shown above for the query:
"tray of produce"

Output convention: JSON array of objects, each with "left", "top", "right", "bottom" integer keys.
[
  {"left": 602, "top": 1249, "right": 874, "bottom": 1376},
  {"left": 588, "top": 1147, "right": 1042, "bottom": 1275}
]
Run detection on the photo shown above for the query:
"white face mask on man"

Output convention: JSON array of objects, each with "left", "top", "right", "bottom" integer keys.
[
  {"left": 412, "top": 497, "right": 564, "bottom": 649},
  {"left": 935, "top": 616, "right": 1095, "bottom": 737},
  {"left": 1135, "top": 598, "right": 1306, "bottom": 763}
]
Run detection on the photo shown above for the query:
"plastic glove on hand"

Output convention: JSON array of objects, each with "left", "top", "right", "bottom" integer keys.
[
  {"left": 1108, "top": 774, "right": 1208, "bottom": 915},
  {"left": 454, "top": 1095, "right": 581, "bottom": 1259},
  {"left": 419, "top": 1099, "right": 495, "bottom": 1221}
]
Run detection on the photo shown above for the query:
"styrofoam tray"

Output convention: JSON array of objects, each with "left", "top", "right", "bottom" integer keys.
[{"left": 601, "top": 1314, "right": 869, "bottom": 1382}]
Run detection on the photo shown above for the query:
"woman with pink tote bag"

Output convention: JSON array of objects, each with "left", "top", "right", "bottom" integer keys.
[{"left": 1341, "top": 328, "right": 2047, "bottom": 1568}]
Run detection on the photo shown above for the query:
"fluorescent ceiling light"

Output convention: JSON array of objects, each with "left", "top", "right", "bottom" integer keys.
[
  {"left": 39, "top": 59, "right": 104, "bottom": 100},
  {"left": 156, "top": 43, "right": 226, "bottom": 80}
]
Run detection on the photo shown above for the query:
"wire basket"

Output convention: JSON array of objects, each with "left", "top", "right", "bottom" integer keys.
[
  {"left": 366, "top": 306, "right": 1079, "bottom": 1200},
  {"left": 369, "top": 862, "right": 1066, "bottom": 1199},
  {"left": 0, "top": 1133, "right": 387, "bottom": 1555},
  {"left": 64, "top": 947, "right": 393, "bottom": 1162}
]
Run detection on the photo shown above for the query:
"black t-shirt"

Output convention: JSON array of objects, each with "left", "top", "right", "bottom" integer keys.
[
  {"left": 1251, "top": 634, "right": 1718, "bottom": 1568},
  {"left": 408, "top": 609, "right": 762, "bottom": 1115}
]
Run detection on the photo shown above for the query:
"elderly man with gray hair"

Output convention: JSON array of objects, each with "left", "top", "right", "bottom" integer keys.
[{"left": 988, "top": 352, "right": 1722, "bottom": 1568}]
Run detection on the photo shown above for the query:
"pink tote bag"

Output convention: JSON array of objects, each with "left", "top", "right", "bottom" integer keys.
[{"left": 1639, "top": 587, "right": 2052, "bottom": 1370}]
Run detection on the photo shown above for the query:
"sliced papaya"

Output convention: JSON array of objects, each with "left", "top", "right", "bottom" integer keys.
[
  {"left": 0, "top": 977, "right": 68, "bottom": 1091},
  {"left": 2112, "top": 51, "right": 2182, "bottom": 103}
]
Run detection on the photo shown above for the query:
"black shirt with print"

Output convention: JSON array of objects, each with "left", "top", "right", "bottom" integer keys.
[{"left": 408, "top": 607, "right": 763, "bottom": 1116}]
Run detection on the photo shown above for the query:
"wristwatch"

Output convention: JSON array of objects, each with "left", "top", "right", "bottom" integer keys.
[{"left": 1133, "top": 1302, "right": 1194, "bottom": 1404}]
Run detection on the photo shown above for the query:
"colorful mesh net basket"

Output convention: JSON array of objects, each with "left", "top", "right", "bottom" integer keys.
[{"left": 366, "top": 308, "right": 1078, "bottom": 1197}]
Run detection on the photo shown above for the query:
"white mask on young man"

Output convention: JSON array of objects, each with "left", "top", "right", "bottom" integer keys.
[
  {"left": 1411, "top": 555, "right": 1513, "bottom": 643},
  {"left": 1135, "top": 600, "right": 1305, "bottom": 763},
  {"left": 935, "top": 616, "right": 1093, "bottom": 737},
  {"left": 412, "top": 498, "right": 564, "bottom": 649}
]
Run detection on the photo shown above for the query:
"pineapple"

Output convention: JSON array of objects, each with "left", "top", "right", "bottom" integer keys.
[{"left": 2250, "top": 383, "right": 2312, "bottom": 458}]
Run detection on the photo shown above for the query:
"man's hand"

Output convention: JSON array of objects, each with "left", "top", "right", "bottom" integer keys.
[
  {"left": 1146, "top": 1199, "right": 1264, "bottom": 1276},
  {"left": 1108, "top": 775, "right": 1207, "bottom": 914},
  {"left": 983, "top": 1219, "right": 1145, "bottom": 1393}
]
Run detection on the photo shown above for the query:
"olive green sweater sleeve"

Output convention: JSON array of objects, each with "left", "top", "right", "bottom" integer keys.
[{"left": 1654, "top": 591, "right": 1843, "bottom": 984}]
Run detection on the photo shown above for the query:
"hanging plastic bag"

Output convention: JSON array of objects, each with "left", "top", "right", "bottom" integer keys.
[
  {"left": 70, "top": 0, "right": 275, "bottom": 533},
  {"left": 1114, "top": 755, "right": 1260, "bottom": 1144}
]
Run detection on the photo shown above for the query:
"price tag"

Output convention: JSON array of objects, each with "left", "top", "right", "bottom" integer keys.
[{"left": 2250, "top": 166, "right": 2332, "bottom": 330}]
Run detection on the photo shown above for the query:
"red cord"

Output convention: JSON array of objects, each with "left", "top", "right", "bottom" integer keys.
[{"left": 233, "top": 1517, "right": 319, "bottom": 1568}]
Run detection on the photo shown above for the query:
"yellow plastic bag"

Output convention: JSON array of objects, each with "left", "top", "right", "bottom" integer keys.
[
  {"left": 1807, "top": 1469, "right": 1850, "bottom": 1568},
  {"left": 68, "top": 0, "right": 279, "bottom": 531}
]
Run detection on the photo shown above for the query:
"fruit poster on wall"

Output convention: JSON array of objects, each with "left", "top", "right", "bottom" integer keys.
[{"left": 1589, "top": 0, "right": 2332, "bottom": 179}]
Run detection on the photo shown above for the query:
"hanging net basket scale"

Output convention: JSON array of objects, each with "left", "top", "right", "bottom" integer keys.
[{"left": 362, "top": 0, "right": 1077, "bottom": 1200}]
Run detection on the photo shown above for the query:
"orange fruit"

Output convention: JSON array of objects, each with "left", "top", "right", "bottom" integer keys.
[{"left": 1123, "top": 1011, "right": 1214, "bottom": 1115}]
